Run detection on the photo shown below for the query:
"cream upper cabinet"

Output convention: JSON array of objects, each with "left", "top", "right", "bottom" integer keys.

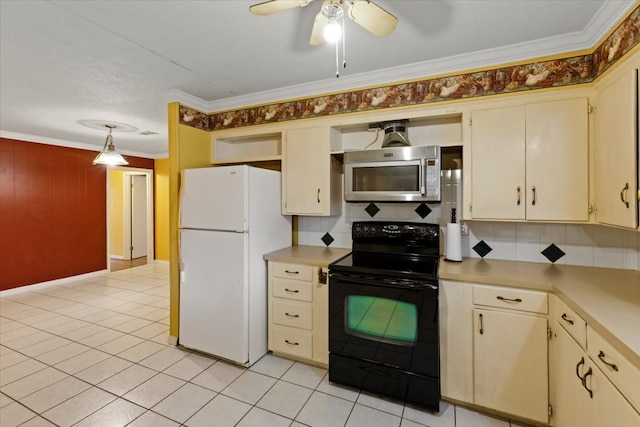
[
  {"left": 282, "top": 126, "right": 342, "bottom": 216},
  {"left": 594, "top": 62, "right": 639, "bottom": 229},
  {"left": 470, "top": 105, "right": 526, "bottom": 219},
  {"left": 471, "top": 98, "right": 589, "bottom": 221}
]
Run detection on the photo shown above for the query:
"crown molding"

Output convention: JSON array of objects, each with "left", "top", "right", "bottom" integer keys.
[
  {"left": 0, "top": 130, "right": 162, "bottom": 159},
  {"left": 167, "top": 0, "right": 637, "bottom": 114}
]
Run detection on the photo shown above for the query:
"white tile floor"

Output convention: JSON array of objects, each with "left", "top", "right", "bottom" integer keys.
[{"left": 1, "top": 262, "right": 530, "bottom": 427}]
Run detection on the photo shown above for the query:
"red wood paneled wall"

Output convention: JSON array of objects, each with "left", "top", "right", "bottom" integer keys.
[{"left": 0, "top": 138, "right": 154, "bottom": 291}]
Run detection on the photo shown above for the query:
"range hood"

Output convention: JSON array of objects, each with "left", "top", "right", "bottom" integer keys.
[{"left": 381, "top": 121, "right": 410, "bottom": 147}]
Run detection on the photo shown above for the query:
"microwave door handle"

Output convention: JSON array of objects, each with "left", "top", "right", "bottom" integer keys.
[{"left": 420, "top": 158, "right": 426, "bottom": 195}]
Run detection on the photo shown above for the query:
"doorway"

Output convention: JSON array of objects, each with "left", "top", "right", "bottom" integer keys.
[{"left": 107, "top": 167, "right": 154, "bottom": 272}]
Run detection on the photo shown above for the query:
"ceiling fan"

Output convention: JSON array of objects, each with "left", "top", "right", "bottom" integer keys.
[{"left": 249, "top": 0, "right": 398, "bottom": 46}]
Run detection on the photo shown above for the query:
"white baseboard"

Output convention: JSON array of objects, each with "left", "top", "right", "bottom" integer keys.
[
  {"left": 109, "top": 255, "right": 125, "bottom": 260},
  {"left": 0, "top": 270, "right": 109, "bottom": 297}
]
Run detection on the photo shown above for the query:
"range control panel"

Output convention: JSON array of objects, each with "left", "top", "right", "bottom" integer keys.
[{"left": 352, "top": 221, "right": 439, "bottom": 242}]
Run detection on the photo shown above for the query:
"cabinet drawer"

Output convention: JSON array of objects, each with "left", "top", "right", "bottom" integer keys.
[
  {"left": 556, "top": 298, "right": 587, "bottom": 348},
  {"left": 473, "top": 285, "right": 548, "bottom": 314},
  {"left": 273, "top": 300, "right": 312, "bottom": 330},
  {"left": 273, "top": 278, "right": 312, "bottom": 302},
  {"left": 587, "top": 326, "right": 640, "bottom": 412},
  {"left": 272, "top": 327, "right": 312, "bottom": 359},
  {"left": 273, "top": 263, "right": 313, "bottom": 282}
]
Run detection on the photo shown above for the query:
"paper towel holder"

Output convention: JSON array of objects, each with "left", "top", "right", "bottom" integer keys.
[{"left": 445, "top": 208, "right": 463, "bottom": 262}]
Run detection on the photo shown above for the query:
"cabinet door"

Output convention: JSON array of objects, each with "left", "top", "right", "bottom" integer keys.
[
  {"left": 526, "top": 98, "right": 589, "bottom": 221},
  {"left": 473, "top": 309, "right": 549, "bottom": 423},
  {"left": 283, "top": 126, "right": 330, "bottom": 215},
  {"left": 439, "top": 280, "right": 473, "bottom": 402},
  {"left": 587, "top": 362, "right": 640, "bottom": 427},
  {"left": 553, "top": 324, "right": 589, "bottom": 427},
  {"left": 595, "top": 66, "right": 639, "bottom": 229},
  {"left": 471, "top": 106, "right": 526, "bottom": 220}
]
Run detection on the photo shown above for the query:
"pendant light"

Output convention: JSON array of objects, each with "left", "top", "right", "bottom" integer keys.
[{"left": 93, "top": 124, "right": 128, "bottom": 166}]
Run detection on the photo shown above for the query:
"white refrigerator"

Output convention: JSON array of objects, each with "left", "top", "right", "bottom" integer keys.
[{"left": 178, "top": 165, "right": 291, "bottom": 366}]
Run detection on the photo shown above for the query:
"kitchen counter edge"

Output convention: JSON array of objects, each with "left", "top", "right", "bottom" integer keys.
[{"left": 264, "top": 245, "right": 351, "bottom": 269}]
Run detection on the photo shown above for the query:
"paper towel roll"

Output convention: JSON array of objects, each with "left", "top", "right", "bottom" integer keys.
[{"left": 445, "top": 223, "right": 462, "bottom": 262}]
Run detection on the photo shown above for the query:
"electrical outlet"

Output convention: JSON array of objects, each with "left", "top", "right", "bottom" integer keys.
[{"left": 460, "top": 222, "right": 469, "bottom": 236}]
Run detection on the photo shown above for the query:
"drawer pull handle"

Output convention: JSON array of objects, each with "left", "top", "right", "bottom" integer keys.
[
  {"left": 516, "top": 186, "right": 521, "bottom": 206},
  {"left": 561, "top": 313, "right": 574, "bottom": 325},
  {"left": 285, "top": 340, "right": 299, "bottom": 346},
  {"left": 576, "top": 357, "right": 586, "bottom": 381},
  {"left": 582, "top": 367, "right": 593, "bottom": 398},
  {"left": 285, "top": 312, "right": 299, "bottom": 318},
  {"left": 531, "top": 186, "right": 537, "bottom": 206},
  {"left": 620, "top": 183, "right": 630, "bottom": 208},
  {"left": 284, "top": 270, "right": 299, "bottom": 275},
  {"left": 597, "top": 351, "right": 619, "bottom": 371},
  {"left": 479, "top": 313, "right": 484, "bottom": 335},
  {"left": 284, "top": 288, "right": 299, "bottom": 293},
  {"left": 496, "top": 296, "right": 522, "bottom": 303}
]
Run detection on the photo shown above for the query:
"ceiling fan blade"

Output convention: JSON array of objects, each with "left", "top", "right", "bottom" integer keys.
[
  {"left": 348, "top": 0, "right": 397, "bottom": 37},
  {"left": 249, "top": 0, "right": 312, "bottom": 16},
  {"left": 309, "top": 11, "right": 329, "bottom": 46}
]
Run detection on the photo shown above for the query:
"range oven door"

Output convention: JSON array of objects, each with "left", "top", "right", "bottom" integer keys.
[
  {"left": 329, "top": 272, "right": 439, "bottom": 376},
  {"left": 328, "top": 272, "right": 440, "bottom": 409}
]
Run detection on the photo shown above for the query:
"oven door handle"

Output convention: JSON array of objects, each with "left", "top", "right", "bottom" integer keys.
[{"left": 330, "top": 273, "right": 438, "bottom": 290}]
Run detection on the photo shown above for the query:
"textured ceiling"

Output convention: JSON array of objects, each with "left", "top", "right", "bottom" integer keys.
[{"left": 0, "top": 0, "right": 635, "bottom": 157}]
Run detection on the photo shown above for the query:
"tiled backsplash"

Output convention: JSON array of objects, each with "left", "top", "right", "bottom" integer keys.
[{"left": 297, "top": 169, "right": 640, "bottom": 271}]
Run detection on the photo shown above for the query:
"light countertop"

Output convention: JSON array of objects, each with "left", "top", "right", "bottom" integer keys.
[
  {"left": 264, "top": 247, "right": 639, "bottom": 370},
  {"left": 440, "top": 258, "right": 640, "bottom": 369},
  {"left": 264, "top": 245, "right": 351, "bottom": 268}
]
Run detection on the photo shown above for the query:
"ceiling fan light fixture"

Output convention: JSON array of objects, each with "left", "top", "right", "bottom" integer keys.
[
  {"left": 323, "top": 16, "right": 342, "bottom": 43},
  {"left": 93, "top": 125, "right": 129, "bottom": 166}
]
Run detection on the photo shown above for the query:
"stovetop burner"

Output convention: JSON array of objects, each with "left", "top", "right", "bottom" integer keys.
[{"left": 330, "top": 221, "right": 441, "bottom": 282}]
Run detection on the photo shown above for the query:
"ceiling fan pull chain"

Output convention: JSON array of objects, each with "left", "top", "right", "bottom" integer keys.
[
  {"left": 342, "top": 16, "right": 347, "bottom": 70},
  {"left": 335, "top": 39, "right": 340, "bottom": 78}
]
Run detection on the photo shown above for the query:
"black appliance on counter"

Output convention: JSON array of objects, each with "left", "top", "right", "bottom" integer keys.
[{"left": 328, "top": 221, "right": 441, "bottom": 412}]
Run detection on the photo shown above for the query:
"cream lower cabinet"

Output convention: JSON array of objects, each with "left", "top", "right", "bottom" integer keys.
[
  {"left": 553, "top": 318, "right": 640, "bottom": 427},
  {"left": 282, "top": 126, "right": 342, "bottom": 216},
  {"left": 439, "top": 280, "right": 549, "bottom": 423},
  {"left": 594, "top": 54, "right": 639, "bottom": 229},
  {"left": 267, "top": 261, "right": 329, "bottom": 366},
  {"left": 472, "top": 285, "right": 550, "bottom": 424},
  {"left": 470, "top": 97, "right": 589, "bottom": 221}
]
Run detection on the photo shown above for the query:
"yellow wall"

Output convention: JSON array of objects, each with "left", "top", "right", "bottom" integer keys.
[
  {"left": 168, "top": 102, "right": 213, "bottom": 339},
  {"left": 154, "top": 158, "right": 170, "bottom": 261},
  {"left": 109, "top": 169, "right": 124, "bottom": 258}
]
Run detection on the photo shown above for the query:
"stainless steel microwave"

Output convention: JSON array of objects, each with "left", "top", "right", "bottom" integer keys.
[{"left": 344, "top": 145, "right": 441, "bottom": 202}]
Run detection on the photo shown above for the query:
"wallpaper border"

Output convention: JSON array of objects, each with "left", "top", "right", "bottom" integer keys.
[{"left": 179, "top": 5, "right": 640, "bottom": 132}]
